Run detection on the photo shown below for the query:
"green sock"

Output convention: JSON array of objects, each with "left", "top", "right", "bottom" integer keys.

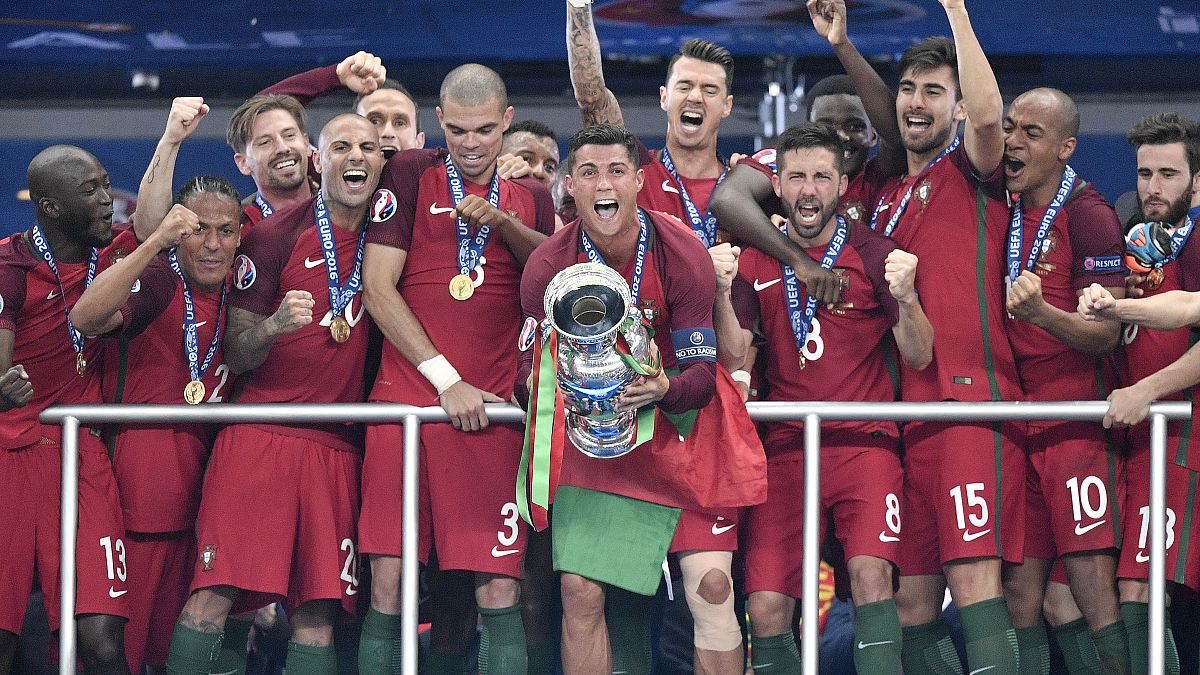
[
  {"left": 1120, "top": 601, "right": 1179, "bottom": 675},
  {"left": 286, "top": 641, "right": 337, "bottom": 674},
  {"left": 526, "top": 641, "right": 555, "bottom": 675},
  {"left": 750, "top": 632, "right": 800, "bottom": 674},
  {"left": 958, "top": 597, "right": 1019, "bottom": 675},
  {"left": 359, "top": 607, "right": 402, "bottom": 674},
  {"left": 208, "top": 617, "right": 251, "bottom": 675},
  {"left": 165, "top": 621, "right": 223, "bottom": 674},
  {"left": 1015, "top": 623, "right": 1050, "bottom": 674},
  {"left": 1091, "top": 619, "right": 1130, "bottom": 675},
  {"left": 478, "top": 604, "right": 527, "bottom": 675},
  {"left": 424, "top": 650, "right": 469, "bottom": 675},
  {"left": 853, "top": 599, "right": 902, "bottom": 674},
  {"left": 1051, "top": 618, "right": 1100, "bottom": 674},
  {"left": 901, "top": 619, "right": 964, "bottom": 675},
  {"left": 605, "top": 588, "right": 653, "bottom": 675}
]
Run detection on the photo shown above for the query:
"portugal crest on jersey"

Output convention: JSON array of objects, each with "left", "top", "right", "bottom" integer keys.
[
  {"left": 842, "top": 200, "right": 865, "bottom": 223},
  {"left": 915, "top": 178, "right": 933, "bottom": 206},
  {"left": 234, "top": 255, "right": 256, "bottom": 290},
  {"left": 201, "top": 544, "right": 217, "bottom": 571},
  {"left": 371, "top": 189, "right": 397, "bottom": 223}
]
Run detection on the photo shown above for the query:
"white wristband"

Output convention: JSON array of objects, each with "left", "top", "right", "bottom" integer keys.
[
  {"left": 566, "top": 0, "right": 591, "bottom": 7},
  {"left": 730, "top": 369, "right": 752, "bottom": 386},
  {"left": 417, "top": 354, "right": 462, "bottom": 396}
]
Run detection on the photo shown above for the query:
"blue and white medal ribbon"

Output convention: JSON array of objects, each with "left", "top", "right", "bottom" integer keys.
[
  {"left": 659, "top": 147, "right": 726, "bottom": 247},
  {"left": 1007, "top": 164, "right": 1076, "bottom": 288},
  {"left": 30, "top": 223, "right": 97, "bottom": 375},
  {"left": 580, "top": 208, "right": 650, "bottom": 303},
  {"left": 445, "top": 154, "right": 501, "bottom": 300},
  {"left": 314, "top": 190, "right": 367, "bottom": 342},
  {"left": 870, "top": 135, "right": 961, "bottom": 237},
  {"left": 167, "top": 249, "right": 227, "bottom": 403},
  {"left": 780, "top": 215, "right": 848, "bottom": 368},
  {"left": 1155, "top": 205, "right": 1200, "bottom": 269},
  {"left": 255, "top": 193, "right": 273, "bottom": 219}
]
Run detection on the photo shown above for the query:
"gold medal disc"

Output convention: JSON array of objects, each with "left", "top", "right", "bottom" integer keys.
[
  {"left": 1147, "top": 267, "right": 1165, "bottom": 290},
  {"left": 184, "top": 379, "right": 206, "bottom": 405},
  {"left": 798, "top": 354, "right": 807, "bottom": 370},
  {"left": 76, "top": 352, "right": 87, "bottom": 375},
  {"left": 330, "top": 316, "right": 351, "bottom": 343},
  {"left": 449, "top": 273, "right": 474, "bottom": 301}
]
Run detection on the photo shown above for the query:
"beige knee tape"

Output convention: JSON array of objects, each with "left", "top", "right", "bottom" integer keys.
[{"left": 679, "top": 551, "right": 742, "bottom": 652}]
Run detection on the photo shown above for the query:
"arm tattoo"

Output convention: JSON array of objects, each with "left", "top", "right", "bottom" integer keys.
[
  {"left": 224, "top": 306, "right": 276, "bottom": 374},
  {"left": 567, "top": 5, "right": 623, "bottom": 126},
  {"left": 146, "top": 154, "right": 161, "bottom": 184}
]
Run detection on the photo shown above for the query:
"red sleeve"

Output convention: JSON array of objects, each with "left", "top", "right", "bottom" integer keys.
[
  {"left": 511, "top": 177, "right": 557, "bottom": 236},
  {"left": 1065, "top": 186, "right": 1126, "bottom": 289},
  {"left": 0, "top": 238, "right": 31, "bottom": 332},
  {"left": 949, "top": 142, "right": 1006, "bottom": 202},
  {"left": 1180, "top": 229, "right": 1200, "bottom": 293},
  {"left": 367, "top": 149, "right": 439, "bottom": 251},
  {"left": 258, "top": 65, "right": 343, "bottom": 106},
  {"left": 118, "top": 254, "right": 180, "bottom": 339},
  {"left": 852, "top": 225, "right": 901, "bottom": 325},
  {"left": 636, "top": 137, "right": 656, "bottom": 169},
  {"left": 655, "top": 214, "right": 717, "bottom": 413},
  {"left": 732, "top": 254, "right": 761, "bottom": 332},
  {"left": 745, "top": 147, "right": 777, "bottom": 178},
  {"left": 230, "top": 212, "right": 295, "bottom": 316}
]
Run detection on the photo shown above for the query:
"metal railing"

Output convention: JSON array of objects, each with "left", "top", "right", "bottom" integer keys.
[{"left": 41, "top": 399, "right": 1190, "bottom": 675}]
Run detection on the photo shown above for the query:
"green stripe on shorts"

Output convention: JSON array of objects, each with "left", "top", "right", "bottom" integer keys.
[
  {"left": 1173, "top": 469, "right": 1198, "bottom": 585},
  {"left": 552, "top": 486, "right": 681, "bottom": 596}
]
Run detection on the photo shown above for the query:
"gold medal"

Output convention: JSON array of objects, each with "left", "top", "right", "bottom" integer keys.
[
  {"left": 76, "top": 352, "right": 87, "bottom": 375},
  {"left": 798, "top": 354, "right": 807, "bottom": 370},
  {"left": 1147, "top": 267, "right": 1165, "bottom": 290},
  {"left": 184, "top": 379, "right": 206, "bottom": 405},
  {"left": 330, "top": 315, "right": 351, "bottom": 343},
  {"left": 449, "top": 273, "right": 474, "bottom": 301}
]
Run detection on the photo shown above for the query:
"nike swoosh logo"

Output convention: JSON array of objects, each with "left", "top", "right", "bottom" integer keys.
[
  {"left": 184, "top": 320, "right": 209, "bottom": 330},
  {"left": 108, "top": 587, "right": 127, "bottom": 598},
  {"left": 661, "top": 180, "right": 680, "bottom": 195},
  {"left": 970, "top": 667, "right": 997, "bottom": 675},
  {"left": 47, "top": 290, "right": 59, "bottom": 300},
  {"left": 1136, "top": 551, "right": 1150, "bottom": 563},
  {"left": 303, "top": 256, "right": 324, "bottom": 269},
  {"left": 491, "top": 546, "right": 520, "bottom": 558},
  {"left": 429, "top": 203, "right": 456, "bottom": 215},
  {"left": 858, "top": 640, "right": 894, "bottom": 649},
  {"left": 962, "top": 528, "right": 992, "bottom": 542},
  {"left": 711, "top": 523, "right": 736, "bottom": 536},
  {"left": 753, "top": 278, "right": 781, "bottom": 292},
  {"left": 345, "top": 585, "right": 358, "bottom": 596},
  {"left": 1074, "top": 520, "right": 1106, "bottom": 536},
  {"left": 879, "top": 532, "right": 899, "bottom": 542}
]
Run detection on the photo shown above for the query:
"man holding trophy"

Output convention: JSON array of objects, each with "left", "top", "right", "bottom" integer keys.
[{"left": 515, "top": 123, "right": 766, "bottom": 675}]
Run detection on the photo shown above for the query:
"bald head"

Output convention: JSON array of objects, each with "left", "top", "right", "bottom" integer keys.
[
  {"left": 319, "top": 112, "right": 377, "bottom": 151},
  {"left": 440, "top": 64, "right": 507, "bottom": 110},
  {"left": 1013, "top": 87, "right": 1080, "bottom": 140},
  {"left": 27, "top": 145, "right": 102, "bottom": 202}
]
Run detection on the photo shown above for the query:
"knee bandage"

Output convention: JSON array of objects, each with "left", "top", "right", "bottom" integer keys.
[{"left": 679, "top": 551, "right": 742, "bottom": 651}]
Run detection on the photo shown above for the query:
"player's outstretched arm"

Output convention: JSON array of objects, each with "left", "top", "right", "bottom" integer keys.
[
  {"left": 1105, "top": 340, "right": 1200, "bottom": 428},
  {"left": 133, "top": 97, "right": 209, "bottom": 242},
  {"left": 0, "top": 331, "right": 32, "bottom": 411},
  {"left": 1006, "top": 274, "right": 1122, "bottom": 356},
  {"left": 224, "top": 291, "right": 313, "bottom": 374},
  {"left": 72, "top": 205, "right": 199, "bottom": 337},
  {"left": 259, "top": 51, "right": 386, "bottom": 104},
  {"left": 452, "top": 194, "right": 548, "bottom": 266},
  {"left": 362, "top": 243, "right": 503, "bottom": 431},
  {"left": 885, "top": 249, "right": 933, "bottom": 370},
  {"left": 807, "top": 0, "right": 904, "bottom": 174},
  {"left": 940, "top": 0, "right": 1003, "bottom": 176},
  {"left": 566, "top": 0, "right": 624, "bottom": 126},
  {"left": 1079, "top": 283, "right": 1200, "bottom": 330}
]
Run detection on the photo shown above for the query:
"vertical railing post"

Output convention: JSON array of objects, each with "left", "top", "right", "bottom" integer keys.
[
  {"left": 1149, "top": 412, "right": 1168, "bottom": 674},
  {"left": 59, "top": 416, "right": 80, "bottom": 675},
  {"left": 801, "top": 414, "right": 822, "bottom": 674},
  {"left": 402, "top": 414, "right": 421, "bottom": 675}
]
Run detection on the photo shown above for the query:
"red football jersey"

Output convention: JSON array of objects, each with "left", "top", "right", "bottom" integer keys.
[
  {"left": 1006, "top": 183, "right": 1124, "bottom": 401},
  {"left": 737, "top": 223, "right": 900, "bottom": 450},
  {"left": 873, "top": 143, "right": 1021, "bottom": 402},
  {"left": 744, "top": 148, "right": 898, "bottom": 227},
  {"left": 635, "top": 140, "right": 723, "bottom": 239},
  {"left": 230, "top": 195, "right": 372, "bottom": 452},
  {"left": 366, "top": 148, "right": 556, "bottom": 403},
  {"left": 0, "top": 227, "right": 132, "bottom": 449}
]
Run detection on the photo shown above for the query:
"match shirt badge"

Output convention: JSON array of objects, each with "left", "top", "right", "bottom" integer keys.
[
  {"left": 843, "top": 201, "right": 864, "bottom": 223},
  {"left": 233, "top": 254, "right": 256, "bottom": 290},
  {"left": 915, "top": 178, "right": 933, "bottom": 206},
  {"left": 201, "top": 544, "right": 217, "bottom": 571},
  {"left": 371, "top": 189, "right": 397, "bottom": 223},
  {"left": 518, "top": 317, "right": 538, "bottom": 352}
]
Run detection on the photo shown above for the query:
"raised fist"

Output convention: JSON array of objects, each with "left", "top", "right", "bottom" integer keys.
[
  {"left": 270, "top": 290, "right": 315, "bottom": 336},
  {"left": 163, "top": 97, "right": 210, "bottom": 144},
  {"left": 336, "top": 51, "right": 387, "bottom": 95}
]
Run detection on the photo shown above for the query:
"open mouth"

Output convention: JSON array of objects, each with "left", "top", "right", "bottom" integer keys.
[
  {"left": 272, "top": 157, "right": 298, "bottom": 171},
  {"left": 1004, "top": 155, "right": 1026, "bottom": 179},
  {"left": 680, "top": 111, "right": 704, "bottom": 132},
  {"left": 904, "top": 115, "right": 932, "bottom": 133},
  {"left": 460, "top": 153, "right": 484, "bottom": 163},
  {"left": 342, "top": 169, "right": 368, "bottom": 189},
  {"left": 382, "top": 146, "right": 398, "bottom": 159},
  {"left": 793, "top": 201, "right": 821, "bottom": 225},
  {"left": 594, "top": 198, "right": 619, "bottom": 219}
]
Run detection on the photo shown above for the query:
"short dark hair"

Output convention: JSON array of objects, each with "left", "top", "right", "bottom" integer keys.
[
  {"left": 354, "top": 78, "right": 421, "bottom": 133},
  {"left": 440, "top": 63, "right": 508, "bottom": 109},
  {"left": 505, "top": 119, "right": 557, "bottom": 143},
  {"left": 667, "top": 38, "right": 734, "bottom": 92},
  {"left": 898, "top": 36, "right": 960, "bottom": 100},
  {"left": 227, "top": 94, "right": 307, "bottom": 154},
  {"left": 565, "top": 123, "right": 639, "bottom": 174},
  {"left": 1128, "top": 113, "right": 1200, "bottom": 176},
  {"left": 803, "top": 74, "right": 857, "bottom": 117},
  {"left": 775, "top": 121, "right": 845, "bottom": 176},
  {"left": 176, "top": 175, "right": 241, "bottom": 207}
]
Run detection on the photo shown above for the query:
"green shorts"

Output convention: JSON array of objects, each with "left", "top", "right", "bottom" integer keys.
[{"left": 552, "top": 485, "right": 681, "bottom": 595}]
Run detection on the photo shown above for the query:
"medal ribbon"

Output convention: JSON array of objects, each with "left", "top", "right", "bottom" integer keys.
[
  {"left": 870, "top": 134, "right": 961, "bottom": 237},
  {"left": 517, "top": 328, "right": 566, "bottom": 530},
  {"left": 254, "top": 193, "right": 273, "bottom": 218},
  {"left": 1154, "top": 204, "right": 1200, "bottom": 268},
  {"left": 659, "top": 147, "right": 726, "bottom": 247},
  {"left": 445, "top": 154, "right": 501, "bottom": 276},
  {"left": 314, "top": 190, "right": 367, "bottom": 320},
  {"left": 580, "top": 208, "right": 650, "bottom": 302},
  {"left": 780, "top": 215, "right": 848, "bottom": 360},
  {"left": 29, "top": 223, "right": 97, "bottom": 362},
  {"left": 1008, "top": 164, "right": 1076, "bottom": 283},
  {"left": 167, "top": 249, "right": 227, "bottom": 385}
]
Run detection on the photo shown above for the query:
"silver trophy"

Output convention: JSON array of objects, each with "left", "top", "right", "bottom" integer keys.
[{"left": 543, "top": 263, "right": 660, "bottom": 459}]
